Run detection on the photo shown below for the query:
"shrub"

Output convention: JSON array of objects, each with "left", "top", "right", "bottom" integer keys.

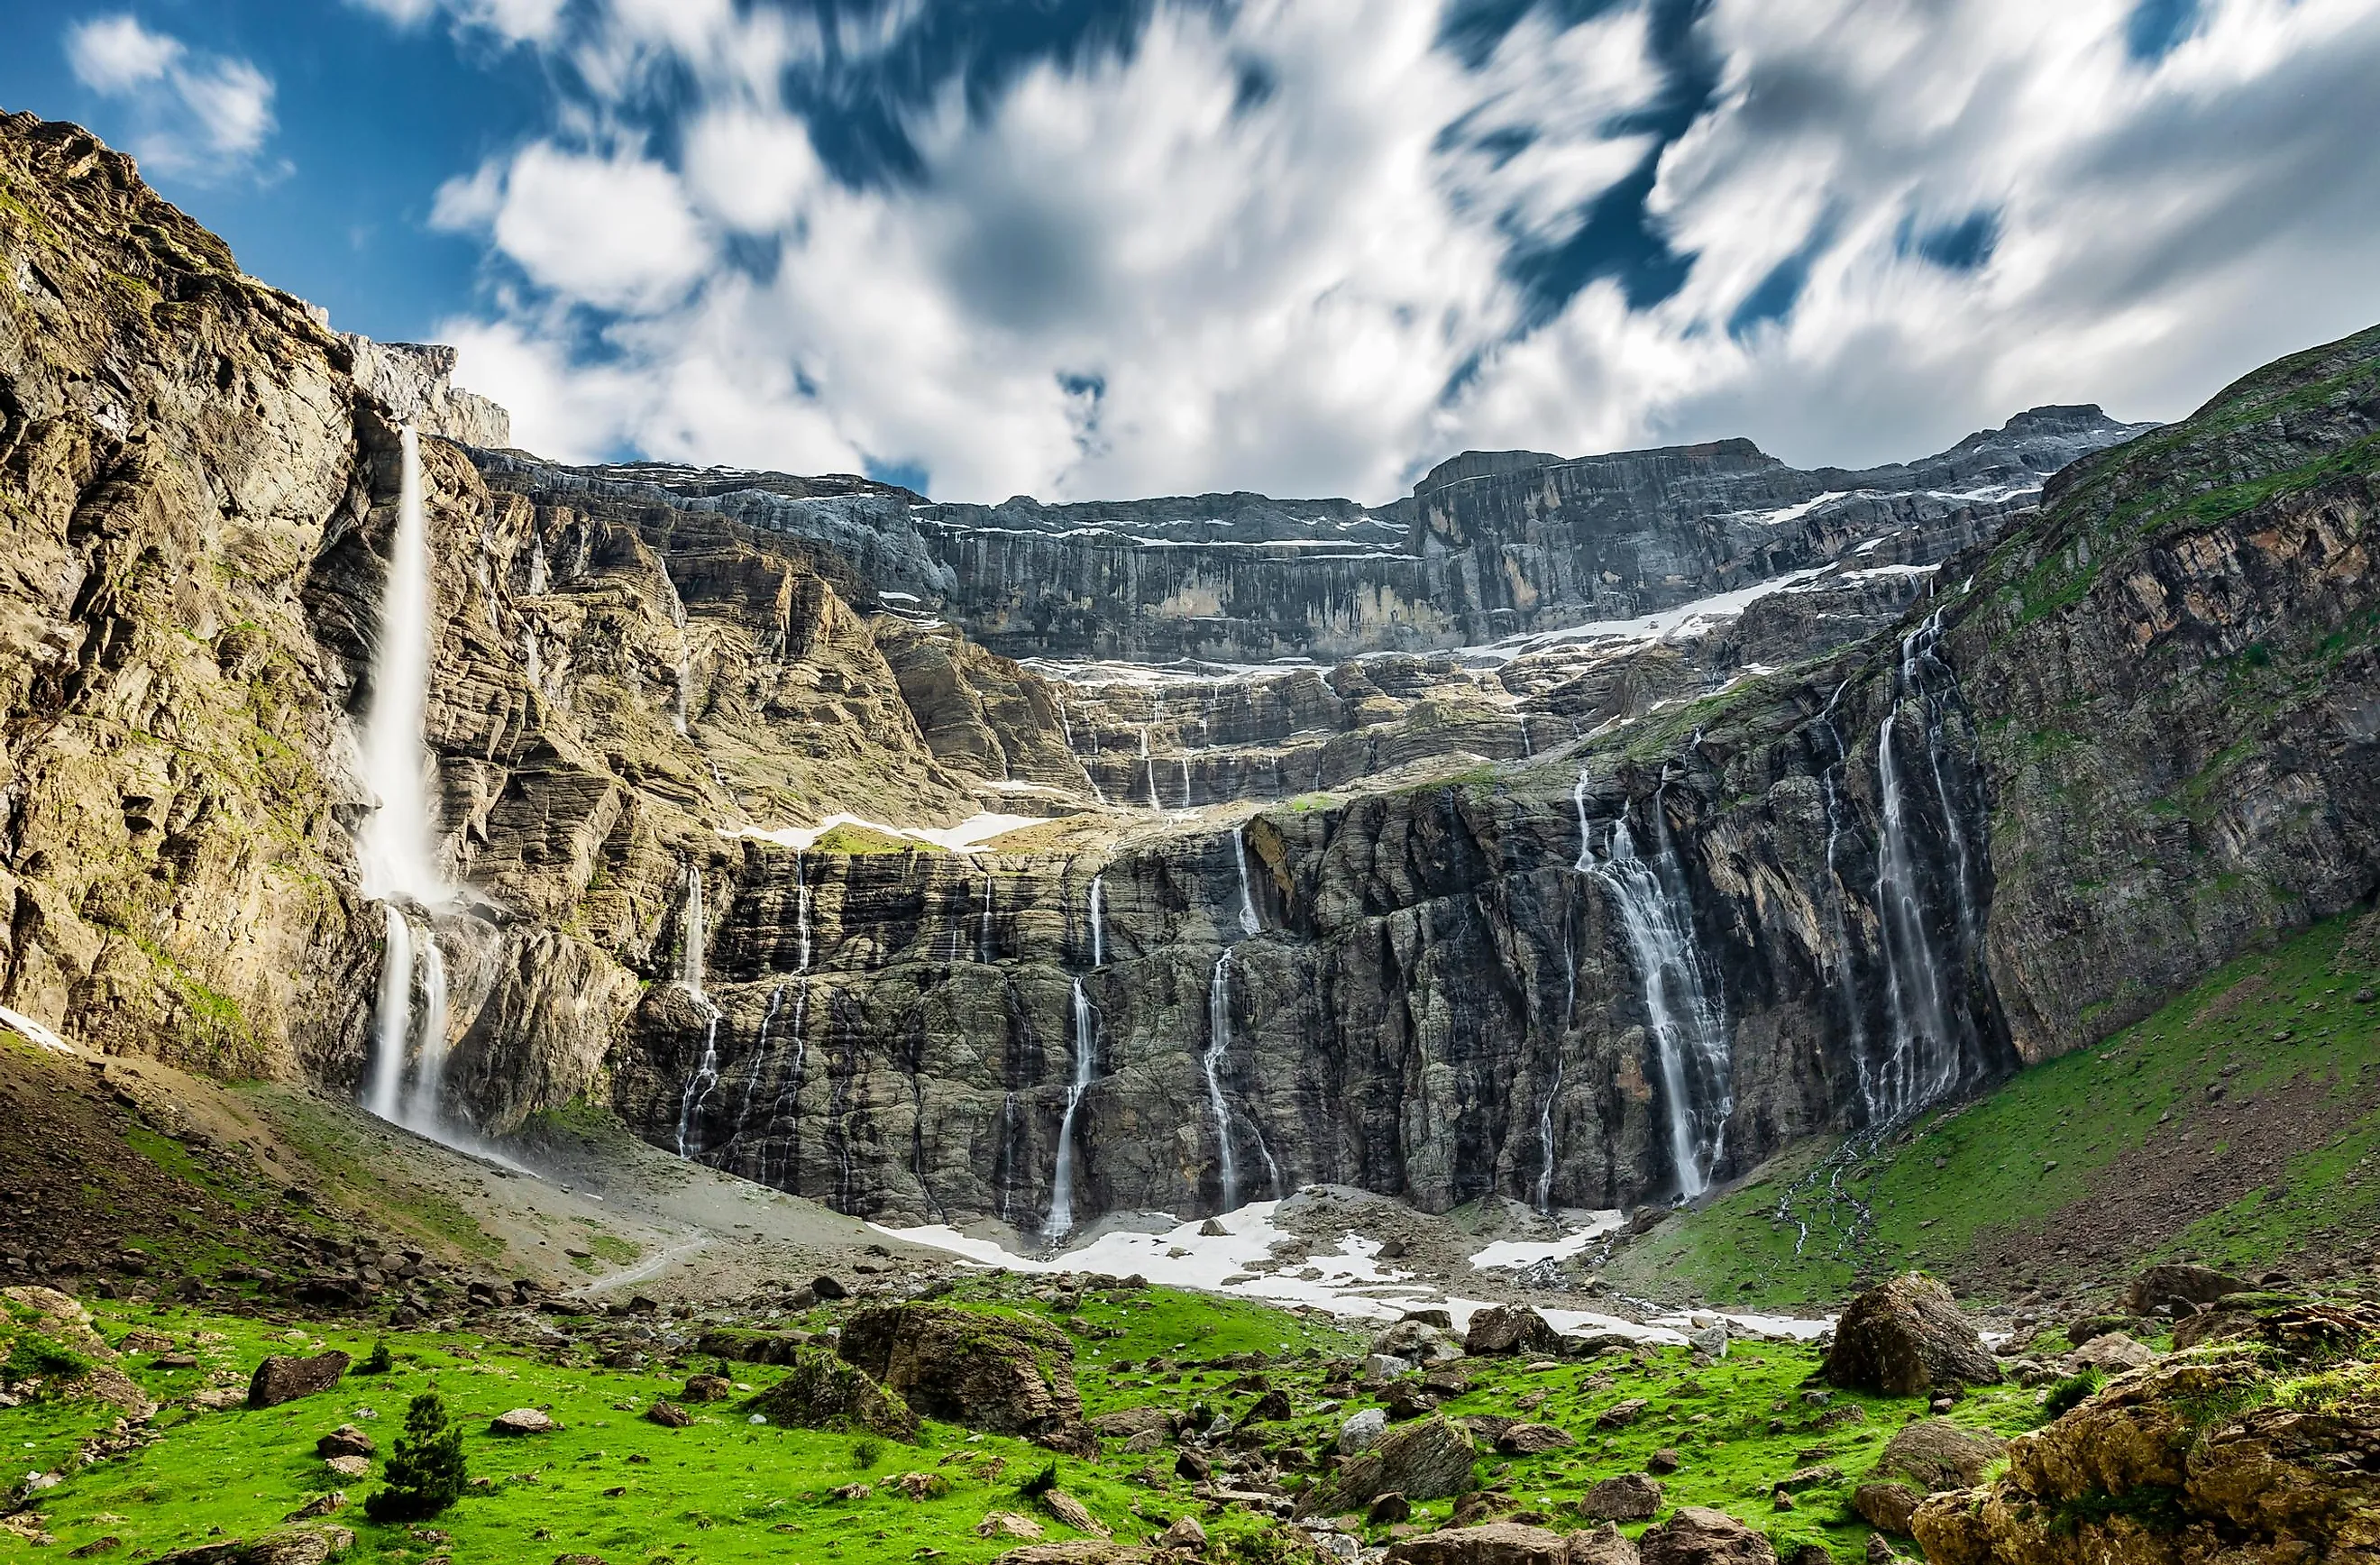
[
  {"left": 1017, "top": 1461, "right": 1058, "bottom": 1499},
  {"left": 2, "top": 1332, "right": 93, "bottom": 1387},
  {"left": 2044, "top": 1368, "right": 2105, "bottom": 1419},
  {"left": 359, "top": 1340, "right": 393, "bottom": 1375},
  {"left": 850, "top": 1437, "right": 883, "bottom": 1470},
  {"left": 364, "top": 1390, "right": 468, "bottom": 1523}
]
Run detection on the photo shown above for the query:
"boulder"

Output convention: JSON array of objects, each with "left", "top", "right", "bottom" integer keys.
[
  {"left": 1369, "top": 1493, "right": 1413, "bottom": 1525},
  {"left": 1245, "top": 1388, "right": 1293, "bottom": 1423},
  {"left": 1295, "top": 1414, "right": 1478, "bottom": 1517},
  {"left": 1687, "top": 1324, "right": 1728, "bottom": 1360},
  {"left": 1495, "top": 1423, "right": 1573, "bottom": 1455},
  {"left": 1039, "top": 1488, "right": 1107, "bottom": 1537},
  {"left": 490, "top": 1407, "right": 560, "bottom": 1436},
  {"left": 1375, "top": 1319, "right": 1465, "bottom": 1364},
  {"left": 988, "top": 1547, "right": 1151, "bottom": 1565},
  {"left": 151, "top": 1526, "right": 356, "bottom": 1565},
  {"left": 1853, "top": 1482, "right": 1922, "bottom": 1535},
  {"left": 1568, "top": 1524, "right": 1642, "bottom": 1565},
  {"left": 838, "top": 1304, "right": 1080, "bottom": 1437},
  {"left": 1578, "top": 1473, "right": 1662, "bottom": 1523},
  {"left": 1823, "top": 1276, "right": 1999, "bottom": 1396},
  {"left": 2121, "top": 1263, "right": 2245, "bottom": 1315},
  {"left": 1463, "top": 1306, "right": 1561, "bottom": 1359},
  {"left": 314, "top": 1426, "right": 374, "bottom": 1460},
  {"left": 1158, "top": 1516, "right": 1205, "bottom": 1551},
  {"left": 812, "top": 1274, "right": 850, "bottom": 1300},
  {"left": 1087, "top": 1406, "right": 1172, "bottom": 1439},
  {"left": 247, "top": 1353, "right": 351, "bottom": 1410},
  {"left": 1872, "top": 1419, "right": 2006, "bottom": 1492},
  {"left": 978, "top": 1513, "right": 1045, "bottom": 1541},
  {"left": 1, "top": 1287, "right": 111, "bottom": 1359},
  {"left": 1383, "top": 1522, "right": 1571, "bottom": 1565},
  {"left": 680, "top": 1374, "right": 734, "bottom": 1403},
  {"left": 1339, "top": 1406, "right": 1389, "bottom": 1455},
  {"left": 2064, "top": 1332, "right": 2155, "bottom": 1373},
  {"left": 322, "top": 1456, "right": 369, "bottom": 1480},
  {"left": 644, "top": 1400, "right": 693, "bottom": 1429},
  {"left": 743, "top": 1348, "right": 920, "bottom": 1441},
  {"left": 1637, "top": 1507, "right": 1777, "bottom": 1565},
  {"left": 1594, "top": 1398, "right": 1648, "bottom": 1430}
]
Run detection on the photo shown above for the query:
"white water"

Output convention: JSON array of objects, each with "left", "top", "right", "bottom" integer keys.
[
  {"left": 1870, "top": 611, "right": 1965, "bottom": 1121},
  {"left": 1047, "top": 978, "right": 1099, "bottom": 1239},
  {"left": 355, "top": 427, "right": 458, "bottom": 1137},
  {"left": 1140, "top": 727, "right": 1160, "bottom": 809},
  {"left": 1204, "top": 948, "right": 1241, "bottom": 1211},
  {"left": 1534, "top": 1058, "right": 1564, "bottom": 1213},
  {"left": 1231, "top": 825, "right": 1260, "bottom": 936},
  {"left": 1088, "top": 874, "right": 1107, "bottom": 967},
  {"left": 1579, "top": 792, "right": 1734, "bottom": 1202},
  {"left": 673, "top": 862, "right": 723, "bottom": 1158},
  {"left": 977, "top": 874, "right": 995, "bottom": 963}
]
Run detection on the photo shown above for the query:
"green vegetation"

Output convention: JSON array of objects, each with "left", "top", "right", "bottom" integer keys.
[
  {"left": 811, "top": 822, "right": 922, "bottom": 855},
  {"left": 1606, "top": 913, "right": 2380, "bottom": 1306},
  {"left": 364, "top": 1390, "right": 468, "bottom": 1523},
  {"left": 3, "top": 1332, "right": 94, "bottom": 1387},
  {"left": 2042, "top": 1368, "right": 2103, "bottom": 1418},
  {"left": 0, "top": 1277, "right": 2055, "bottom": 1563}
]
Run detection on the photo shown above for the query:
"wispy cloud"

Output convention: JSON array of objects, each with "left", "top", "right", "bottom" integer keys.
[
  {"left": 65, "top": 14, "right": 279, "bottom": 181},
  {"left": 413, "top": 0, "right": 2380, "bottom": 502}
]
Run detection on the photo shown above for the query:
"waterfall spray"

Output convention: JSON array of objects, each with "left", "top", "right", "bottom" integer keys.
[
  {"left": 1232, "top": 826, "right": 1260, "bottom": 937},
  {"left": 356, "top": 426, "right": 458, "bottom": 1138}
]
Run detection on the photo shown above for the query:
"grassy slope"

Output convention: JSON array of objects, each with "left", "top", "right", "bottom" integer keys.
[
  {"left": 0, "top": 1279, "right": 2052, "bottom": 1563},
  {"left": 1606, "top": 913, "right": 2380, "bottom": 1308}
]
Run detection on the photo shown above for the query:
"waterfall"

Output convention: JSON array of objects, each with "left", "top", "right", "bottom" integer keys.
[
  {"left": 1579, "top": 789, "right": 1734, "bottom": 1202},
  {"left": 1178, "top": 755, "right": 1193, "bottom": 810},
  {"left": 673, "top": 862, "right": 723, "bottom": 1158},
  {"left": 526, "top": 537, "right": 550, "bottom": 594},
  {"left": 1868, "top": 609, "right": 1982, "bottom": 1121},
  {"left": 1140, "top": 728, "right": 1160, "bottom": 809},
  {"left": 1812, "top": 680, "right": 1876, "bottom": 1113},
  {"left": 355, "top": 426, "right": 458, "bottom": 1139},
  {"left": 1204, "top": 948, "right": 1241, "bottom": 1211},
  {"left": 1088, "top": 873, "right": 1107, "bottom": 967},
  {"left": 1231, "top": 826, "right": 1261, "bottom": 937},
  {"left": 1046, "top": 978, "right": 1098, "bottom": 1239},
  {"left": 976, "top": 874, "right": 994, "bottom": 963},
  {"left": 793, "top": 850, "right": 814, "bottom": 974},
  {"left": 1535, "top": 1060, "right": 1563, "bottom": 1213}
]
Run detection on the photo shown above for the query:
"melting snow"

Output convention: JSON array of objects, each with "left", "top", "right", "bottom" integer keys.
[
  {"left": 1467, "top": 1213, "right": 1628, "bottom": 1270},
  {"left": 0, "top": 1006, "right": 71, "bottom": 1054},
  {"left": 728, "top": 812, "right": 1043, "bottom": 854}
]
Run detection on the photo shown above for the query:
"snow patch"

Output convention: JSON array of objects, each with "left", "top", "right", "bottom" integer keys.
[{"left": 728, "top": 812, "right": 1042, "bottom": 854}]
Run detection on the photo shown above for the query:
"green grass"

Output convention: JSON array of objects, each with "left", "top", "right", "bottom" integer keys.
[
  {"left": 1606, "top": 913, "right": 2380, "bottom": 1306},
  {"left": 0, "top": 1279, "right": 2053, "bottom": 1563}
]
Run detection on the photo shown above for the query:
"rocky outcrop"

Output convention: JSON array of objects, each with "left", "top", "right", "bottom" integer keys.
[
  {"left": 835, "top": 1303, "right": 1081, "bottom": 1438},
  {"left": 1911, "top": 1302, "right": 2380, "bottom": 1565},
  {"left": 743, "top": 1348, "right": 920, "bottom": 1441},
  {"left": 342, "top": 338, "right": 510, "bottom": 450},
  {"left": 1296, "top": 1414, "right": 1478, "bottom": 1515},
  {"left": 247, "top": 1351, "right": 350, "bottom": 1408}
]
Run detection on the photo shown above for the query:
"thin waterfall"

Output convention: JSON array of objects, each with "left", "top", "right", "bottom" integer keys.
[
  {"left": 1088, "top": 874, "right": 1107, "bottom": 967},
  {"left": 1179, "top": 755, "right": 1193, "bottom": 810},
  {"left": 1140, "top": 728, "right": 1160, "bottom": 809},
  {"left": 356, "top": 426, "right": 458, "bottom": 1139},
  {"left": 977, "top": 874, "right": 994, "bottom": 963},
  {"left": 1047, "top": 978, "right": 1098, "bottom": 1240},
  {"left": 1535, "top": 1059, "right": 1564, "bottom": 1213},
  {"left": 728, "top": 980, "right": 788, "bottom": 1168},
  {"left": 1578, "top": 785, "right": 1734, "bottom": 1202},
  {"left": 1204, "top": 947, "right": 1241, "bottom": 1211},
  {"left": 1812, "top": 680, "right": 1877, "bottom": 1115},
  {"left": 673, "top": 863, "right": 723, "bottom": 1158},
  {"left": 1231, "top": 826, "right": 1261, "bottom": 937}
]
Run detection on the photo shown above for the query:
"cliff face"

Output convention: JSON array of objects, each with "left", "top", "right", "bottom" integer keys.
[{"left": 5, "top": 110, "right": 2374, "bottom": 1246}]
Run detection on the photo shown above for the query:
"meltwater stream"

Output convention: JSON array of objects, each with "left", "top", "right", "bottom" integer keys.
[{"left": 356, "top": 426, "right": 457, "bottom": 1139}]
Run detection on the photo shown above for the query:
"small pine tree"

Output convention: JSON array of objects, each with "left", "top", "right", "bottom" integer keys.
[
  {"left": 360, "top": 1340, "right": 393, "bottom": 1375},
  {"left": 364, "top": 1389, "right": 467, "bottom": 1523}
]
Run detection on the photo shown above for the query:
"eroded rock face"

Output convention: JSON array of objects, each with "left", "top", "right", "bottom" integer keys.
[
  {"left": 1296, "top": 1414, "right": 1478, "bottom": 1516},
  {"left": 1825, "top": 1276, "right": 2000, "bottom": 1396},
  {"left": 744, "top": 1349, "right": 920, "bottom": 1441},
  {"left": 247, "top": 1352, "right": 349, "bottom": 1409},
  {"left": 1382, "top": 1522, "right": 1573, "bottom": 1565},
  {"left": 1910, "top": 1304, "right": 2380, "bottom": 1565},
  {"left": 1637, "top": 1506, "right": 1777, "bottom": 1565}
]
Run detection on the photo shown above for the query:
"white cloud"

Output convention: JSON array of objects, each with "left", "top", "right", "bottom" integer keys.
[
  {"left": 343, "top": 0, "right": 565, "bottom": 45},
  {"left": 64, "top": 14, "right": 277, "bottom": 178},
  {"left": 426, "top": 0, "right": 2380, "bottom": 500}
]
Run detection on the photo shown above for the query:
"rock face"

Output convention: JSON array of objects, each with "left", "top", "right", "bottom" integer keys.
[
  {"left": 835, "top": 1304, "right": 1080, "bottom": 1438},
  {"left": 745, "top": 1349, "right": 920, "bottom": 1441},
  {"left": 1825, "top": 1276, "right": 2000, "bottom": 1396},
  {"left": 247, "top": 1353, "right": 349, "bottom": 1409},
  {"left": 1464, "top": 1305, "right": 1562, "bottom": 1358},
  {"left": 1383, "top": 1522, "right": 1574, "bottom": 1565},
  {"left": 6, "top": 111, "right": 2380, "bottom": 1251},
  {"left": 1579, "top": 1472, "right": 1664, "bottom": 1522},
  {"left": 2121, "top": 1262, "right": 2246, "bottom": 1314},
  {"left": 342, "top": 338, "right": 510, "bottom": 450},
  {"left": 1911, "top": 1303, "right": 2380, "bottom": 1565},
  {"left": 1637, "top": 1506, "right": 1776, "bottom": 1565}
]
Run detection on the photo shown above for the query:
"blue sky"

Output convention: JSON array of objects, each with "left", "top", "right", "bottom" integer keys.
[{"left": 5, "top": 0, "right": 2378, "bottom": 503}]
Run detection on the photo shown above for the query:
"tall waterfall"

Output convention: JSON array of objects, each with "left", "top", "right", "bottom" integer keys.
[
  {"left": 356, "top": 426, "right": 455, "bottom": 1137},
  {"left": 1140, "top": 728, "right": 1160, "bottom": 809},
  {"left": 1088, "top": 874, "right": 1107, "bottom": 967},
  {"left": 1204, "top": 947, "right": 1241, "bottom": 1210},
  {"left": 673, "top": 863, "right": 724, "bottom": 1158},
  {"left": 1811, "top": 681, "right": 1875, "bottom": 1108},
  {"left": 1577, "top": 782, "right": 1734, "bottom": 1202},
  {"left": 1047, "top": 978, "right": 1098, "bottom": 1239},
  {"left": 1231, "top": 826, "right": 1260, "bottom": 936},
  {"left": 1534, "top": 1059, "right": 1564, "bottom": 1213},
  {"left": 1868, "top": 609, "right": 1985, "bottom": 1121}
]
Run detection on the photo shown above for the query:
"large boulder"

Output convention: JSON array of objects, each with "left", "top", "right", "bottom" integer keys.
[
  {"left": 151, "top": 1526, "right": 356, "bottom": 1565},
  {"left": 1463, "top": 1305, "right": 1561, "bottom": 1358},
  {"left": 1579, "top": 1473, "right": 1663, "bottom": 1522},
  {"left": 1295, "top": 1414, "right": 1478, "bottom": 1517},
  {"left": 1873, "top": 1419, "right": 2006, "bottom": 1492},
  {"left": 745, "top": 1348, "right": 920, "bottom": 1441},
  {"left": 246, "top": 1352, "right": 351, "bottom": 1409},
  {"left": 1853, "top": 1482, "right": 1922, "bottom": 1534},
  {"left": 1570, "top": 1524, "right": 1642, "bottom": 1565},
  {"left": 1374, "top": 1319, "right": 1465, "bottom": 1364},
  {"left": 2121, "top": 1263, "right": 2245, "bottom": 1315},
  {"left": 1384, "top": 1522, "right": 1571, "bottom": 1565},
  {"left": 1823, "top": 1275, "right": 1999, "bottom": 1396},
  {"left": 837, "top": 1304, "right": 1080, "bottom": 1438},
  {"left": 1637, "top": 1507, "right": 1777, "bottom": 1565}
]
